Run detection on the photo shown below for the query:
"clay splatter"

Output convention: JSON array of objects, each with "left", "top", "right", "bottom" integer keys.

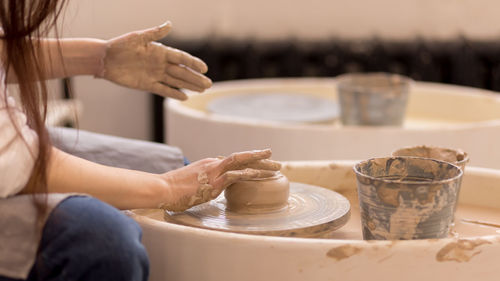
[
  {"left": 327, "top": 245, "right": 362, "bottom": 261},
  {"left": 329, "top": 163, "right": 341, "bottom": 170},
  {"left": 436, "top": 239, "right": 492, "bottom": 262},
  {"left": 377, "top": 254, "right": 394, "bottom": 263}
]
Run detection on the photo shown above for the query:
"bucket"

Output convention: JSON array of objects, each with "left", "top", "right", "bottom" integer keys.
[
  {"left": 337, "top": 73, "right": 411, "bottom": 126},
  {"left": 354, "top": 157, "right": 463, "bottom": 240}
]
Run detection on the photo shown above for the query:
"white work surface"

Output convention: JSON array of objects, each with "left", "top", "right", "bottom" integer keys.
[{"left": 131, "top": 161, "right": 500, "bottom": 281}]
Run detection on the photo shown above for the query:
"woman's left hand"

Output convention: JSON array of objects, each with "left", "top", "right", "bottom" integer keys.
[{"left": 98, "top": 21, "right": 212, "bottom": 100}]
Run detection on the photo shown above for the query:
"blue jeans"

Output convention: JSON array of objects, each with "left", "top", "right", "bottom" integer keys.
[{"left": 0, "top": 196, "right": 149, "bottom": 281}]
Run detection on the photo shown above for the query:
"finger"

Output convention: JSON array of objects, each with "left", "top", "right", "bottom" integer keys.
[
  {"left": 214, "top": 168, "right": 277, "bottom": 188},
  {"left": 246, "top": 159, "right": 282, "bottom": 171},
  {"left": 135, "top": 21, "right": 172, "bottom": 45},
  {"left": 162, "top": 74, "right": 205, "bottom": 92},
  {"left": 150, "top": 82, "right": 188, "bottom": 100},
  {"left": 164, "top": 46, "right": 209, "bottom": 74},
  {"left": 218, "top": 149, "right": 272, "bottom": 172},
  {"left": 166, "top": 63, "right": 212, "bottom": 89}
]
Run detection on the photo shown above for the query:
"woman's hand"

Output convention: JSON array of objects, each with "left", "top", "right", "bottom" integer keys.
[
  {"left": 98, "top": 21, "right": 212, "bottom": 100},
  {"left": 158, "top": 149, "right": 281, "bottom": 212}
]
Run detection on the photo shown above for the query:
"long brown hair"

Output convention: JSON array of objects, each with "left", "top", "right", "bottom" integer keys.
[{"left": 0, "top": 0, "right": 67, "bottom": 211}]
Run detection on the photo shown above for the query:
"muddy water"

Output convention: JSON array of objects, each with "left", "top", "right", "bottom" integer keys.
[{"left": 334, "top": 189, "right": 500, "bottom": 240}]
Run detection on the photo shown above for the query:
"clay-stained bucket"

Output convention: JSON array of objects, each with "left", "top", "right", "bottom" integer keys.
[
  {"left": 336, "top": 72, "right": 411, "bottom": 126},
  {"left": 354, "top": 157, "right": 463, "bottom": 240},
  {"left": 392, "top": 146, "right": 469, "bottom": 222},
  {"left": 392, "top": 145, "right": 469, "bottom": 171}
]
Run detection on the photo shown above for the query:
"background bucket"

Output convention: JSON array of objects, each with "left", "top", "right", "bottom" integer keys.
[{"left": 337, "top": 73, "right": 411, "bottom": 126}]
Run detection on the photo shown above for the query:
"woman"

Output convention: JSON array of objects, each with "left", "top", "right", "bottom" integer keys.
[{"left": 0, "top": 1, "right": 280, "bottom": 280}]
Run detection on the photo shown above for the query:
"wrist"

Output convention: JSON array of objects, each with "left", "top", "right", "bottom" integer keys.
[
  {"left": 153, "top": 174, "right": 173, "bottom": 209},
  {"left": 83, "top": 38, "right": 107, "bottom": 77},
  {"left": 121, "top": 172, "right": 172, "bottom": 210},
  {"left": 55, "top": 38, "right": 107, "bottom": 77}
]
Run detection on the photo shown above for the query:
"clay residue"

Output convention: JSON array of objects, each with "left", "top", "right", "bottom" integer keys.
[
  {"left": 416, "top": 185, "right": 442, "bottom": 205},
  {"left": 436, "top": 239, "right": 492, "bottom": 263},
  {"left": 392, "top": 145, "right": 468, "bottom": 169},
  {"left": 159, "top": 183, "right": 214, "bottom": 212},
  {"left": 377, "top": 254, "right": 394, "bottom": 263},
  {"left": 197, "top": 172, "right": 209, "bottom": 184},
  {"left": 248, "top": 159, "right": 282, "bottom": 171},
  {"left": 460, "top": 219, "right": 500, "bottom": 229},
  {"left": 234, "top": 160, "right": 282, "bottom": 172},
  {"left": 224, "top": 150, "right": 277, "bottom": 171},
  {"left": 329, "top": 163, "right": 341, "bottom": 170},
  {"left": 158, "top": 172, "right": 216, "bottom": 212},
  {"left": 344, "top": 170, "right": 354, "bottom": 179},
  {"left": 363, "top": 156, "right": 459, "bottom": 183},
  {"left": 387, "top": 185, "right": 450, "bottom": 239},
  {"left": 376, "top": 185, "right": 400, "bottom": 207},
  {"left": 326, "top": 245, "right": 362, "bottom": 261}
]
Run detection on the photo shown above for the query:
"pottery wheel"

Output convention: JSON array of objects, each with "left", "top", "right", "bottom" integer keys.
[
  {"left": 206, "top": 93, "right": 339, "bottom": 123},
  {"left": 164, "top": 182, "right": 351, "bottom": 237}
]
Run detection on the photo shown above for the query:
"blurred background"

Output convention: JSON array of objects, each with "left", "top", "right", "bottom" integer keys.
[{"left": 55, "top": 0, "right": 500, "bottom": 141}]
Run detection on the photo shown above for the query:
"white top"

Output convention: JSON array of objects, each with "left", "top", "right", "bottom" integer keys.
[{"left": 0, "top": 72, "right": 38, "bottom": 198}]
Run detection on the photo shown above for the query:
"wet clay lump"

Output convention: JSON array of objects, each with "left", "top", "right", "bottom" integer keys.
[{"left": 224, "top": 173, "right": 290, "bottom": 214}]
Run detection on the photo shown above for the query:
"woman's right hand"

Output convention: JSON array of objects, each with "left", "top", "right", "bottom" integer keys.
[
  {"left": 158, "top": 149, "right": 281, "bottom": 212},
  {"left": 99, "top": 21, "right": 212, "bottom": 100}
]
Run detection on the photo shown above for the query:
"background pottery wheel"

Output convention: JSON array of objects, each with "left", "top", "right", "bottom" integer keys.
[
  {"left": 164, "top": 182, "right": 351, "bottom": 237},
  {"left": 168, "top": 78, "right": 500, "bottom": 167},
  {"left": 206, "top": 93, "right": 339, "bottom": 123}
]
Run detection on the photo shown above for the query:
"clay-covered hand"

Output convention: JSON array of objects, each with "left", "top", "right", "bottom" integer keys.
[
  {"left": 158, "top": 149, "right": 282, "bottom": 212},
  {"left": 98, "top": 21, "right": 212, "bottom": 100}
]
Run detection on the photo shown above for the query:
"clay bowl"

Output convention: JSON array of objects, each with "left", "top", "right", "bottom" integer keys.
[
  {"left": 224, "top": 173, "right": 290, "bottom": 213},
  {"left": 130, "top": 161, "right": 500, "bottom": 281}
]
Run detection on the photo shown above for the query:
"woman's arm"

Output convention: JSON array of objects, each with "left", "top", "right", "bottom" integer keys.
[
  {"left": 4, "top": 22, "right": 213, "bottom": 100},
  {"left": 47, "top": 147, "right": 280, "bottom": 211},
  {"left": 40, "top": 38, "right": 107, "bottom": 79},
  {"left": 2, "top": 38, "right": 106, "bottom": 83},
  {"left": 47, "top": 147, "right": 168, "bottom": 210}
]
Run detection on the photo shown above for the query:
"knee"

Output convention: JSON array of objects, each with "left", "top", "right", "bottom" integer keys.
[{"left": 42, "top": 196, "right": 149, "bottom": 279}]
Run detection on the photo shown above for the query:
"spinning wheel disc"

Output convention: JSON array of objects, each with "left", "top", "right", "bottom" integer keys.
[
  {"left": 207, "top": 93, "right": 339, "bottom": 123},
  {"left": 164, "top": 182, "right": 351, "bottom": 237}
]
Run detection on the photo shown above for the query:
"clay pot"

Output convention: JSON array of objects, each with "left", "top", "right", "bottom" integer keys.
[{"left": 224, "top": 172, "right": 289, "bottom": 214}]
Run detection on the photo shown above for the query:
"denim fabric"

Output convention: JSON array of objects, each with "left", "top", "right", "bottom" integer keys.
[{"left": 0, "top": 196, "right": 149, "bottom": 281}]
